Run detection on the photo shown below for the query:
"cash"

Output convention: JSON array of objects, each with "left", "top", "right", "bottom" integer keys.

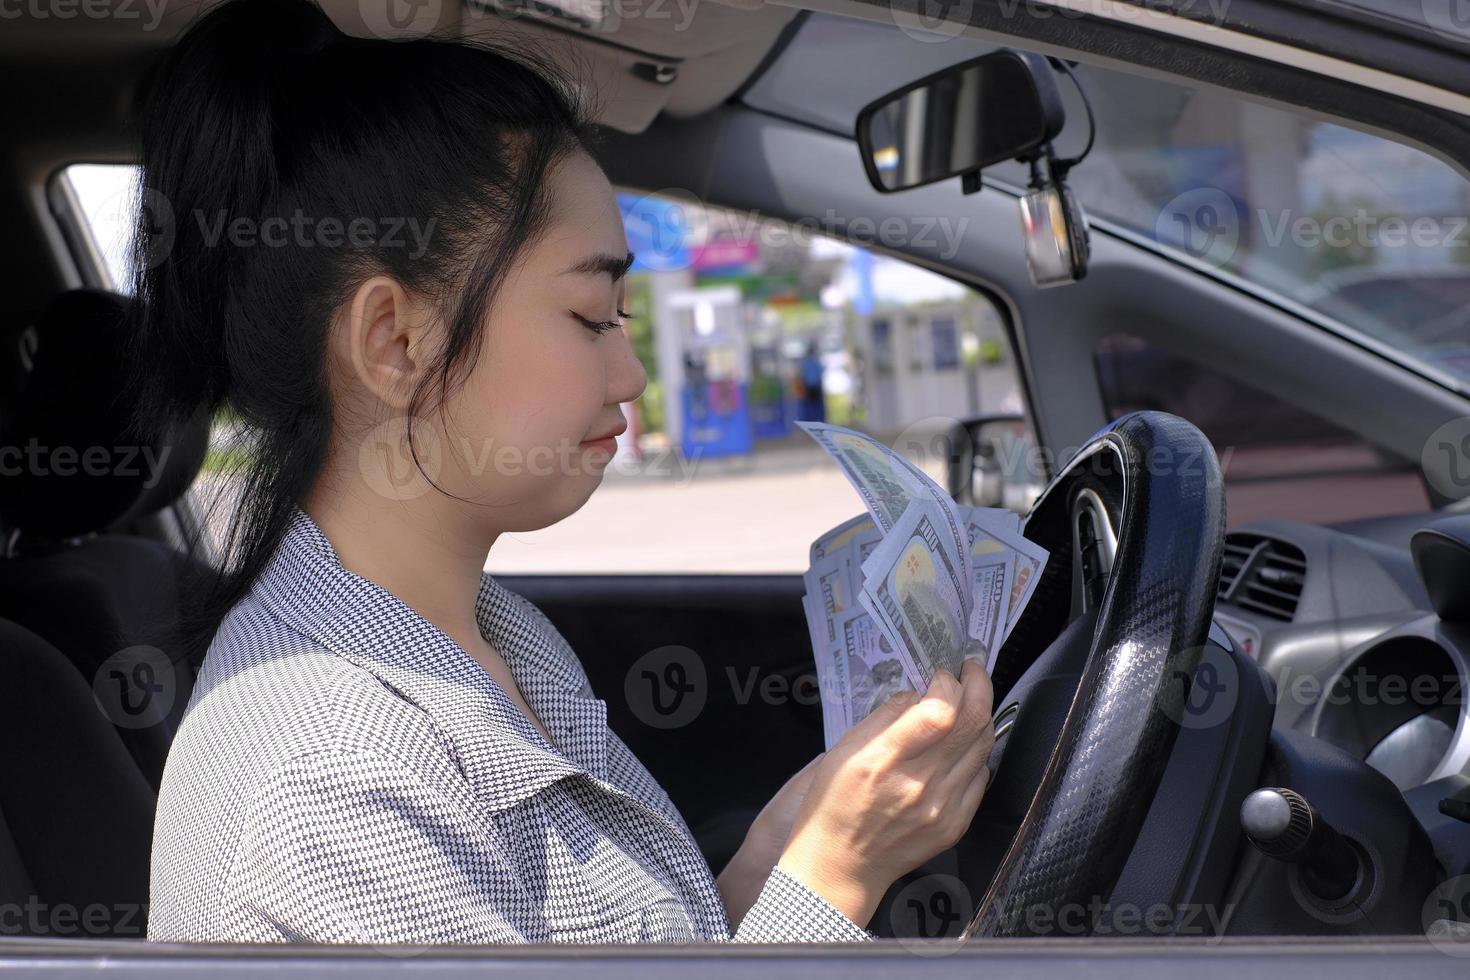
[
  {"left": 966, "top": 507, "right": 1047, "bottom": 640},
  {"left": 835, "top": 606, "right": 911, "bottom": 730},
  {"left": 798, "top": 422, "right": 1049, "bottom": 748},
  {"left": 858, "top": 500, "right": 981, "bottom": 689},
  {"left": 797, "top": 421, "right": 972, "bottom": 583}
]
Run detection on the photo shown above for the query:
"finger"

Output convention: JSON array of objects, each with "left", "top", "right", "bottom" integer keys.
[
  {"left": 886, "top": 671, "right": 964, "bottom": 757},
  {"left": 846, "top": 687, "right": 920, "bottom": 743},
  {"left": 930, "top": 722, "right": 994, "bottom": 796},
  {"left": 956, "top": 658, "right": 995, "bottom": 734},
  {"left": 917, "top": 713, "right": 994, "bottom": 805},
  {"left": 924, "top": 667, "right": 961, "bottom": 700},
  {"left": 927, "top": 663, "right": 986, "bottom": 760}
]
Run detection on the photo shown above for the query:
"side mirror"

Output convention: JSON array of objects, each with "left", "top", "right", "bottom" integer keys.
[
  {"left": 891, "top": 414, "right": 1045, "bottom": 514},
  {"left": 855, "top": 49, "right": 1065, "bottom": 194},
  {"left": 967, "top": 414, "right": 1045, "bottom": 513}
]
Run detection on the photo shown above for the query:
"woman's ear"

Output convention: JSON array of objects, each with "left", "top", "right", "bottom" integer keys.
[{"left": 342, "top": 276, "right": 435, "bottom": 411}]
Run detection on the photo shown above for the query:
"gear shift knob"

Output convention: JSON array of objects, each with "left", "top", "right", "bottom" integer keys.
[{"left": 1241, "top": 787, "right": 1362, "bottom": 902}]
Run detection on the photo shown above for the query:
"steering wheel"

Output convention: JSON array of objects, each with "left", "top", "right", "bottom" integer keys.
[{"left": 961, "top": 411, "right": 1226, "bottom": 937}]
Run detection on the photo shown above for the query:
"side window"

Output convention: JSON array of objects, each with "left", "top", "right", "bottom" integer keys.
[
  {"left": 487, "top": 194, "right": 1028, "bottom": 574},
  {"left": 57, "top": 164, "right": 137, "bottom": 293},
  {"left": 60, "top": 163, "right": 233, "bottom": 555},
  {"left": 1093, "top": 333, "right": 1429, "bottom": 525}
]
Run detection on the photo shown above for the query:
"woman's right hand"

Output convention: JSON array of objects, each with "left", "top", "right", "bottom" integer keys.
[{"left": 775, "top": 657, "right": 996, "bottom": 928}]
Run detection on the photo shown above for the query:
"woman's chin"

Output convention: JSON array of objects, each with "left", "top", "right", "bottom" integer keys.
[{"left": 503, "top": 472, "right": 607, "bottom": 533}]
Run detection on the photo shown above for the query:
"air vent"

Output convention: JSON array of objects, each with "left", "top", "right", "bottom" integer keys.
[
  {"left": 1217, "top": 533, "right": 1307, "bottom": 622},
  {"left": 1217, "top": 536, "right": 1256, "bottom": 596}
]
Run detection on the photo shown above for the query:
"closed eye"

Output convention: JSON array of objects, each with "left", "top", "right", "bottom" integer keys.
[{"left": 571, "top": 308, "right": 634, "bottom": 335}]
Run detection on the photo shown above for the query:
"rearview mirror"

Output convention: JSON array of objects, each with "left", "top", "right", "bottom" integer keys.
[{"left": 855, "top": 50, "right": 1065, "bottom": 194}]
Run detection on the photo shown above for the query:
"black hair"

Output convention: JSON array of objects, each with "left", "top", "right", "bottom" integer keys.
[{"left": 120, "top": 0, "right": 602, "bottom": 667}]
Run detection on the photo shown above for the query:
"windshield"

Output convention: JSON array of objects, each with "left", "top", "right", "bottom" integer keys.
[{"left": 742, "top": 13, "right": 1470, "bottom": 394}]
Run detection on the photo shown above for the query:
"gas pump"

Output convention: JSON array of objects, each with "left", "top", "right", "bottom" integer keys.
[{"left": 664, "top": 285, "right": 754, "bottom": 460}]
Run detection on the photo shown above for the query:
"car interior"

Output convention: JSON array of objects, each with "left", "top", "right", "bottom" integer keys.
[{"left": 5, "top": 0, "right": 1470, "bottom": 956}]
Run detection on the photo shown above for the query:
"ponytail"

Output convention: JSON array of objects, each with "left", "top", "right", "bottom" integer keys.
[{"left": 123, "top": 0, "right": 343, "bottom": 434}]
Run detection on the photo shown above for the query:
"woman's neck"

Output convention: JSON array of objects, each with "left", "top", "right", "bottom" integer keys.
[
  {"left": 300, "top": 486, "right": 497, "bottom": 652},
  {"left": 299, "top": 485, "right": 559, "bottom": 746}
]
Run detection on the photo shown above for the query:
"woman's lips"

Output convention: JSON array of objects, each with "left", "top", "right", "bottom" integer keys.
[
  {"left": 579, "top": 423, "right": 625, "bottom": 453},
  {"left": 579, "top": 435, "right": 618, "bottom": 453}
]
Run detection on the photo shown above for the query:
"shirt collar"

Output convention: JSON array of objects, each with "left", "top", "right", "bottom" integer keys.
[{"left": 248, "top": 502, "right": 609, "bottom": 805}]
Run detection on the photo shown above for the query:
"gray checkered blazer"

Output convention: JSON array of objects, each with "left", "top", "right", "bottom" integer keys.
[{"left": 147, "top": 504, "right": 872, "bottom": 944}]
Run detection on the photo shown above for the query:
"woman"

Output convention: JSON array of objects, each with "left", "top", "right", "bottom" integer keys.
[{"left": 130, "top": 0, "right": 996, "bottom": 945}]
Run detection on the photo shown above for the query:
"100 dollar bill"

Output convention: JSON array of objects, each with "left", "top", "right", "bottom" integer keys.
[
  {"left": 797, "top": 421, "right": 972, "bottom": 593},
  {"left": 858, "top": 500, "right": 984, "bottom": 689}
]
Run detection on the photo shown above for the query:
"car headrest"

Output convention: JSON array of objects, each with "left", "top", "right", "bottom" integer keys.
[{"left": 0, "top": 289, "right": 211, "bottom": 542}]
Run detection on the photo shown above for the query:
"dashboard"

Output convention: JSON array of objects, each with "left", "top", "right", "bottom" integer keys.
[{"left": 1210, "top": 511, "right": 1470, "bottom": 854}]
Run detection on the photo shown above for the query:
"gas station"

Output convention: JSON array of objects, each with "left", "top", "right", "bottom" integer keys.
[{"left": 616, "top": 192, "right": 1018, "bottom": 465}]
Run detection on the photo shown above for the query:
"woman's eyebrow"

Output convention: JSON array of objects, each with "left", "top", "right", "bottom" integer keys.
[{"left": 561, "top": 251, "right": 635, "bottom": 281}]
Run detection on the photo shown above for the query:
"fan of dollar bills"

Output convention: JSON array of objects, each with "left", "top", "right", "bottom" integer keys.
[{"left": 797, "top": 421, "right": 1049, "bottom": 750}]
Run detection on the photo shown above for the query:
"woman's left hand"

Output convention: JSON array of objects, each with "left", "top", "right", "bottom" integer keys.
[{"left": 715, "top": 752, "right": 825, "bottom": 929}]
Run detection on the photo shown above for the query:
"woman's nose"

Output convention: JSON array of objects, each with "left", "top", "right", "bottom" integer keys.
[{"left": 608, "top": 329, "right": 648, "bottom": 405}]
